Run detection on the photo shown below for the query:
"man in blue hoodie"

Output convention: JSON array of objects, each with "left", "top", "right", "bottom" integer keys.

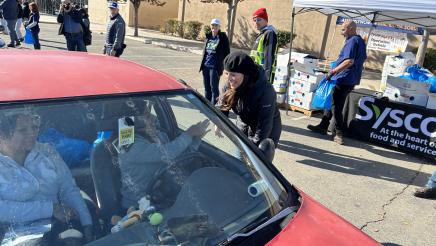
[
  {"left": 0, "top": 0, "right": 21, "bottom": 47},
  {"left": 250, "top": 8, "right": 278, "bottom": 83}
]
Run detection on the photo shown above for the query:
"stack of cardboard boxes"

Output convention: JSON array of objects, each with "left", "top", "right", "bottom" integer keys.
[
  {"left": 380, "top": 52, "right": 416, "bottom": 91},
  {"left": 273, "top": 52, "right": 319, "bottom": 105},
  {"left": 288, "top": 62, "right": 324, "bottom": 110}
]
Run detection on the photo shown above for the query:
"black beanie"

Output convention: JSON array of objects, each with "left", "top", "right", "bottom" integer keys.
[{"left": 223, "top": 51, "right": 258, "bottom": 75}]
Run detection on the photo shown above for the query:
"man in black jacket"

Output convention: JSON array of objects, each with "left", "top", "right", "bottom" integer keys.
[
  {"left": 199, "top": 18, "right": 230, "bottom": 105},
  {"left": 57, "top": 0, "right": 86, "bottom": 51},
  {"left": 22, "top": 0, "right": 30, "bottom": 20},
  {"left": 0, "top": 0, "right": 21, "bottom": 47}
]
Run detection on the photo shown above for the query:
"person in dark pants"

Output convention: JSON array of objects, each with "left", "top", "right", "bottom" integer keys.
[
  {"left": 307, "top": 20, "right": 366, "bottom": 145},
  {"left": 414, "top": 171, "right": 436, "bottom": 199},
  {"left": 217, "top": 51, "right": 282, "bottom": 148},
  {"left": 103, "top": 2, "right": 126, "bottom": 58},
  {"left": 0, "top": 0, "right": 21, "bottom": 47},
  {"left": 24, "top": 2, "right": 40, "bottom": 49},
  {"left": 57, "top": 0, "right": 86, "bottom": 52},
  {"left": 199, "top": 18, "right": 230, "bottom": 105}
]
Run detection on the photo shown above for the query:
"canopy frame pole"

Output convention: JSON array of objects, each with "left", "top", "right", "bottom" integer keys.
[
  {"left": 285, "top": 7, "right": 296, "bottom": 116},
  {"left": 416, "top": 28, "right": 430, "bottom": 66}
]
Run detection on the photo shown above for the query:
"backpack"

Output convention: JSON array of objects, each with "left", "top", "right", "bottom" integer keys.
[{"left": 81, "top": 18, "right": 92, "bottom": 46}]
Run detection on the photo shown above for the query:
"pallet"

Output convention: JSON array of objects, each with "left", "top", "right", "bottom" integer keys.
[{"left": 288, "top": 105, "right": 321, "bottom": 117}]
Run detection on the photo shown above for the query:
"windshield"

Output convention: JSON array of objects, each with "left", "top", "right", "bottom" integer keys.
[{"left": 0, "top": 91, "right": 287, "bottom": 245}]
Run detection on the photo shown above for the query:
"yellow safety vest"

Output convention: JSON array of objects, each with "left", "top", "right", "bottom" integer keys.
[{"left": 250, "top": 32, "right": 278, "bottom": 83}]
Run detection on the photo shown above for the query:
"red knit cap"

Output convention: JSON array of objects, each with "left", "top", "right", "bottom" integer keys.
[{"left": 253, "top": 8, "right": 268, "bottom": 22}]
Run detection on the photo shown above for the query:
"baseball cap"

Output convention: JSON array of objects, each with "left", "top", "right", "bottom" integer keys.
[
  {"left": 108, "top": 2, "right": 119, "bottom": 9},
  {"left": 210, "top": 18, "right": 221, "bottom": 26}
]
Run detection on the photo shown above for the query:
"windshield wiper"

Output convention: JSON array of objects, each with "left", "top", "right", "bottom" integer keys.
[{"left": 225, "top": 206, "right": 294, "bottom": 243}]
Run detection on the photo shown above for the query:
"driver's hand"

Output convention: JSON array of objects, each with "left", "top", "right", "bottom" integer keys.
[
  {"left": 82, "top": 225, "right": 94, "bottom": 243},
  {"left": 186, "top": 119, "right": 210, "bottom": 138},
  {"left": 53, "top": 203, "right": 78, "bottom": 222}
]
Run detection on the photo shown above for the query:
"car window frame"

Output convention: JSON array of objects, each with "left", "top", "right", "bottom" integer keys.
[{"left": 0, "top": 89, "right": 298, "bottom": 206}]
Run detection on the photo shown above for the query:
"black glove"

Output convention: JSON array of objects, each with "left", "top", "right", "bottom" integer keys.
[{"left": 82, "top": 225, "right": 94, "bottom": 243}]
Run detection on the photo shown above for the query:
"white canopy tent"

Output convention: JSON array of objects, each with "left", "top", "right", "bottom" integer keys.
[
  {"left": 288, "top": 0, "right": 436, "bottom": 67},
  {"left": 293, "top": 0, "right": 436, "bottom": 28}
]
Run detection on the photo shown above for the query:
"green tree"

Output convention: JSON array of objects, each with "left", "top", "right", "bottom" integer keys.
[{"left": 130, "top": 0, "right": 166, "bottom": 37}]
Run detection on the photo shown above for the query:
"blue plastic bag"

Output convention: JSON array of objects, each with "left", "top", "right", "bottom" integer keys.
[
  {"left": 24, "top": 29, "right": 34, "bottom": 45},
  {"left": 429, "top": 77, "right": 436, "bottom": 93},
  {"left": 38, "top": 128, "right": 92, "bottom": 168},
  {"left": 311, "top": 78, "right": 336, "bottom": 110}
]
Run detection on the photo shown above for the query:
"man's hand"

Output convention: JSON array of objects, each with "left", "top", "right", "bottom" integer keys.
[
  {"left": 186, "top": 119, "right": 210, "bottom": 139},
  {"left": 53, "top": 203, "right": 78, "bottom": 222},
  {"left": 326, "top": 69, "right": 336, "bottom": 81}
]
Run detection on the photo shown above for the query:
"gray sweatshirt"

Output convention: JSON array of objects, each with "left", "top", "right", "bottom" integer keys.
[{"left": 105, "top": 13, "right": 125, "bottom": 50}]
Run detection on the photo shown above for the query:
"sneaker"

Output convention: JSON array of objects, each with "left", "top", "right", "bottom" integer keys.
[
  {"left": 19, "top": 38, "right": 24, "bottom": 42},
  {"left": 414, "top": 187, "right": 436, "bottom": 199},
  {"left": 333, "top": 132, "right": 344, "bottom": 145},
  {"left": 307, "top": 124, "right": 327, "bottom": 135},
  {"left": 15, "top": 41, "right": 21, "bottom": 47},
  {"left": 7, "top": 43, "right": 15, "bottom": 48}
]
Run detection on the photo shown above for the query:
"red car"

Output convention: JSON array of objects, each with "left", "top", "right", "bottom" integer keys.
[{"left": 0, "top": 50, "right": 378, "bottom": 246}]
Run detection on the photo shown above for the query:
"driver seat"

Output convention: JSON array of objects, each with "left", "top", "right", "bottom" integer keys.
[{"left": 91, "top": 140, "right": 124, "bottom": 224}]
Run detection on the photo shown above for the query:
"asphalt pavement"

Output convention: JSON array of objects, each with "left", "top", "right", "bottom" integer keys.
[{"left": 1, "top": 22, "right": 435, "bottom": 246}]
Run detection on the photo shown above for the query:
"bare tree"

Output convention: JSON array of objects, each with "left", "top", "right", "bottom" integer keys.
[
  {"left": 130, "top": 0, "right": 166, "bottom": 37},
  {"left": 200, "top": 0, "right": 243, "bottom": 44}
]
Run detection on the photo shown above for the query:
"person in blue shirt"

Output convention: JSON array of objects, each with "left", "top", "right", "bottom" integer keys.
[
  {"left": 199, "top": 18, "right": 230, "bottom": 105},
  {"left": 24, "top": 2, "right": 40, "bottom": 50},
  {"left": 307, "top": 20, "right": 367, "bottom": 145},
  {"left": 0, "top": 110, "right": 93, "bottom": 244}
]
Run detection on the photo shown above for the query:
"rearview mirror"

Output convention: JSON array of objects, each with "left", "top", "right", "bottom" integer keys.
[{"left": 259, "top": 138, "right": 275, "bottom": 163}]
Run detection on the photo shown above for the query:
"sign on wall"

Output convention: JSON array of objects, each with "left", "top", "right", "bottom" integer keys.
[{"left": 357, "top": 29, "right": 408, "bottom": 53}]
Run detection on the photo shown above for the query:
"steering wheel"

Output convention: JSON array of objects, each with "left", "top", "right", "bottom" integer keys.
[{"left": 145, "top": 152, "right": 214, "bottom": 210}]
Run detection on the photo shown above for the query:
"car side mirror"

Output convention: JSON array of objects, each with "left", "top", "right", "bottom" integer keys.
[{"left": 259, "top": 138, "right": 275, "bottom": 163}]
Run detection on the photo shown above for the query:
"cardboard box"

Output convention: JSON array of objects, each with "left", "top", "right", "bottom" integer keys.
[
  {"left": 383, "top": 76, "right": 430, "bottom": 107},
  {"left": 273, "top": 81, "right": 288, "bottom": 93},
  {"left": 276, "top": 52, "right": 319, "bottom": 67},
  {"left": 292, "top": 62, "right": 324, "bottom": 84},
  {"left": 289, "top": 78, "right": 319, "bottom": 92},
  {"left": 275, "top": 66, "right": 289, "bottom": 76},
  {"left": 384, "top": 88, "right": 429, "bottom": 107},
  {"left": 427, "top": 93, "right": 436, "bottom": 110},
  {"left": 385, "top": 76, "right": 430, "bottom": 94},
  {"left": 288, "top": 92, "right": 315, "bottom": 110}
]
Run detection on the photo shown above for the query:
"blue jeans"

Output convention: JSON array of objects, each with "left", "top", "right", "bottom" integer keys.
[
  {"left": 65, "top": 32, "right": 86, "bottom": 52},
  {"left": 427, "top": 171, "right": 436, "bottom": 189},
  {"left": 202, "top": 67, "right": 220, "bottom": 105},
  {"left": 30, "top": 29, "right": 40, "bottom": 50},
  {"left": 6, "top": 19, "right": 19, "bottom": 45}
]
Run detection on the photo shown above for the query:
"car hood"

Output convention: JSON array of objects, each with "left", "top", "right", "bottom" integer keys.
[{"left": 267, "top": 190, "right": 379, "bottom": 246}]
